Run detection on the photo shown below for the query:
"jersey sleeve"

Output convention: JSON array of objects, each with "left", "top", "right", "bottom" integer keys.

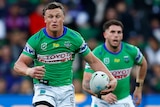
[
  {"left": 74, "top": 31, "right": 91, "bottom": 57},
  {"left": 84, "top": 46, "right": 101, "bottom": 73},
  {"left": 22, "top": 33, "right": 39, "bottom": 59},
  {"left": 79, "top": 41, "right": 91, "bottom": 56},
  {"left": 68, "top": 28, "right": 91, "bottom": 56},
  {"left": 126, "top": 43, "right": 143, "bottom": 65},
  {"left": 134, "top": 47, "right": 143, "bottom": 65}
]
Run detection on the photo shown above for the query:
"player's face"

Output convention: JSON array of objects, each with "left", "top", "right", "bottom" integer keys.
[
  {"left": 104, "top": 25, "right": 123, "bottom": 49},
  {"left": 44, "top": 8, "right": 64, "bottom": 35}
]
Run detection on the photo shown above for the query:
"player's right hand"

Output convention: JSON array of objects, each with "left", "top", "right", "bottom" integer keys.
[
  {"left": 26, "top": 65, "right": 45, "bottom": 79},
  {"left": 101, "top": 78, "right": 117, "bottom": 94}
]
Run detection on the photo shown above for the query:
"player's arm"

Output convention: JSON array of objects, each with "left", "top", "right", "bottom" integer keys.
[
  {"left": 82, "top": 71, "right": 112, "bottom": 99},
  {"left": 136, "top": 57, "right": 147, "bottom": 86},
  {"left": 82, "top": 71, "right": 117, "bottom": 104},
  {"left": 83, "top": 52, "right": 117, "bottom": 92},
  {"left": 82, "top": 72, "right": 96, "bottom": 96},
  {"left": 14, "top": 54, "right": 45, "bottom": 79},
  {"left": 133, "top": 57, "right": 147, "bottom": 106}
]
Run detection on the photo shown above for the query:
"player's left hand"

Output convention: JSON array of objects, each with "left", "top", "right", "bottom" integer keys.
[
  {"left": 101, "top": 78, "right": 117, "bottom": 94},
  {"left": 133, "top": 87, "right": 142, "bottom": 106},
  {"left": 101, "top": 92, "right": 117, "bottom": 104}
]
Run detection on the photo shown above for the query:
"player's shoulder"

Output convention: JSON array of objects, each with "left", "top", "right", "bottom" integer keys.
[
  {"left": 65, "top": 26, "right": 81, "bottom": 37},
  {"left": 29, "top": 28, "right": 44, "bottom": 41},
  {"left": 92, "top": 43, "right": 104, "bottom": 55},
  {"left": 122, "top": 42, "right": 138, "bottom": 50},
  {"left": 93, "top": 43, "right": 104, "bottom": 51},
  {"left": 122, "top": 42, "right": 140, "bottom": 54}
]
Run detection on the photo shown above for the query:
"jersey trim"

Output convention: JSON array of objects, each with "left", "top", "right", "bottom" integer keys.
[
  {"left": 103, "top": 43, "right": 123, "bottom": 54},
  {"left": 42, "top": 26, "right": 67, "bottom": 40}
]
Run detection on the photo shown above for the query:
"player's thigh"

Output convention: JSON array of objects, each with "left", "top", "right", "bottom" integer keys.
[
  {"left": 91, "top": 96, "right": 109, "bottom": 107},
  {"left": 117, "top": 95, "right": 135, "bottom": 107},
  {"left": 58, "top": 84, "right": 75, "bottom": 107},
  {"left": 32, "top": 84, "right": 56, "bottom": 106}
]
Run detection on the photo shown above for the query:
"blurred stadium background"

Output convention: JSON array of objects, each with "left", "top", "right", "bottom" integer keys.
[{"left": 0, "top": 0, "right": 160, "bottom": 107}]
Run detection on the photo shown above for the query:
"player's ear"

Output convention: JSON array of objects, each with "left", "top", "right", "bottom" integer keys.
[
  {"left": 44, "top": 17, "right": 47, "bottom": 23},
  {"left": 121, "top": 32, "right": 123, "bottom": 40},
  {"left": 62, "top": 16, "right": 65, "bottom": 23},
  {"left": 103, "top": 31, "right": 107, "bottom": 39}
]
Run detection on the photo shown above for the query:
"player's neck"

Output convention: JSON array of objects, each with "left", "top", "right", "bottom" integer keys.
[
  {"left": 105, "top": 42, "right": 121, "bottom": 53},
  {"left": 46, "top": 28, "right": 63, "bottom": 38}
]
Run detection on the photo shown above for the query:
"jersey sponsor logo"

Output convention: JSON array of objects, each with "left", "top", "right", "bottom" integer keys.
[
  {"left": 41, "top": 42, "right": 47, "bottom": 51},
  {"left": 124, "top": 56, "right": 129, "bottom": 63},
  {"left": 53, "top": 43, "right": 60, "bottom": 48},
  {"left": 64, "top": 41, "right": 71, "bottom": 48},
  {"left": 111, "top": 68, "right": 132, "bottom": 80},
  {"left": 37, "top": 52, "right": 73, "bottom": 64},
  {"left": 23, "top": 43, "right": 35, "bottom": 55},
  {"left": 103, "top": 58, "right": 110, "bottom": 64},
  {"left": 40, "top": 89, "right": 46, "bottom": 94},
  {"left": 114, "top": 58, "right": 120, "bottom": 63},
  {"left": 70, "top": 96, "right": 74, "bottom": 106},
  {"left": 79, "top": 43, "right": 88, "bottom": 53}
]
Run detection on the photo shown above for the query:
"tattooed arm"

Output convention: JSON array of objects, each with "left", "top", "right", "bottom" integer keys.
[
  {"left": 82, "top": 71, "right": 117, "bottom": 103},
  {"left": 82, "top": 72, "right": 97, "bottom": 96}
]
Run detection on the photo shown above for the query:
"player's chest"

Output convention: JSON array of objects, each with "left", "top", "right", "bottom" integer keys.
[
  {"left": 36, "top": 40, "right": 76, "bottom": 54},
  {"left": 101, "top": 52, "right": 134, "bottom": 68},
  {"left": 101, "top": 53, "right": 133, "bottom": 80}
]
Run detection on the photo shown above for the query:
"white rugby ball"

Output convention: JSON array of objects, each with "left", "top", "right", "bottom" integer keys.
[{"left": 90, "top": 71, "right": 110, "bottom": 94}]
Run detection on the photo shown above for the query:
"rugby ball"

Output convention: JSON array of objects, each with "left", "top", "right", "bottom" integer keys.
[{"left": 90, "top": 71, "right": 110, "bottom": 94}]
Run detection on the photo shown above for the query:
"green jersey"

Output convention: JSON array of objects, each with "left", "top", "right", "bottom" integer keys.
[
  {"left": 22, "top": 26, "right": 91, "bottom": 86},
  {"left": 85, "top": 42, "right": 143, "bottom": 100}
]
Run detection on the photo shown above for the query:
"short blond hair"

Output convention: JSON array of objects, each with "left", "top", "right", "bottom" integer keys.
[{"left": 42, "top": 2, "right": 65, "bottom": 16}]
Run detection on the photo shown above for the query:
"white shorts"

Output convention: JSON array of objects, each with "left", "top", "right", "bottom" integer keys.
[
  {"left": 91, "top": 95, "right": 135, "bottom": 107},
  {"left": 32, "top": 84, "right": 75, "bottom": 107}
]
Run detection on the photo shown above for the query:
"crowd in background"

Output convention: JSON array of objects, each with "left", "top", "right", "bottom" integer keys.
[{"left": 0, "top": 0, "right": 160, "bottom": 95}]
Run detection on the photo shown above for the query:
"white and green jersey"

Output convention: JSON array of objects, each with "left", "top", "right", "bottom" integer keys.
[
  {"left": 23, "top": 26, "right": 91, "bottom": 86},
  {"left": 85, "top": 42, "right": 143, "bottom": 100}
]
